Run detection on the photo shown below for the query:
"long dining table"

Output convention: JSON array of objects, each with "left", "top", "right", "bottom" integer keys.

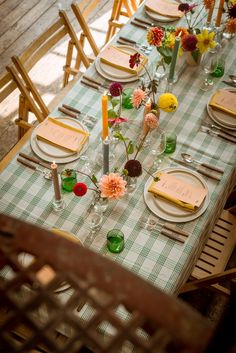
[{"left": 0, "top": 0, "right": 236, "bottom": 297}]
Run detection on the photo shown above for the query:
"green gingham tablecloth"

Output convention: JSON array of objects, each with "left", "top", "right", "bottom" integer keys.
[{"left": 0, "top": 2, "right": 236, "bottom": 295}]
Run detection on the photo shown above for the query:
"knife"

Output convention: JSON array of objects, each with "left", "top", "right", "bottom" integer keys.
[
  {"left": 62, "top": 104, "right": 81, "bottom": 115},
  {"left": 58, "top": 106, "right": 78, "bottom": 119},
  {"left": 119, "top": 36, "right": 137, "bottom": 44},
  {"left": 203, "top": 124, "right": 236, "bottom": 139},
  {"left": 18, "top": 153, "right": 51, "bottom": 169},
  {"left": 222, "top": 80, "right": 236, "bottom": 88},
  {"left": 160, "top": 228, "right": 185, "bottom": 243},
  {"left": 134, "top": 17, "right": 154, "bottom": 27},
  {"left": 130, "top": 21, "right": 148, "bottom": 30},
  {"left": 201, "top": 126, "right": 236, "bottom": 143},
  {"left": 170, "top": 157, "right": 222, "bottom": 181},
  {"left": 82, "top": 75, "right": 108, "bottom": 89}
]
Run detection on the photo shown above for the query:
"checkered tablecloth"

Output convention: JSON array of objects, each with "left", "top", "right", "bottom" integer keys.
[{"left": 0, "top": 2, "right": 236, "bottom": 295}]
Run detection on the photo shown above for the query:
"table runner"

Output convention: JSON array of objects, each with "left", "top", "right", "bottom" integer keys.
[{"left": 0, "top": 1, "right": 236, "bottom": 295}]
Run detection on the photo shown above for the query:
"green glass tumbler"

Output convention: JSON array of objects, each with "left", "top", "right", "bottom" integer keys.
[
  {"left": 211, "top": 58, "right": 225, "bottom": 78},
  {"left": 122, "top": 88, "right": 133, "bottom": 109},
  {"left": 61, "top": 169, "right": 77, "bottom": 192},
  {"left": 107, "top": 229, "right": 124, "bottom": 253},
  {"left": 164, "top": 131, "right": 177, "bottom": 154}
]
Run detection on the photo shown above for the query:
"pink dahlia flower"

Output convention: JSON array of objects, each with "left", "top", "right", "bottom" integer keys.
[
  {"left": 145, "top": 113, "right": 159, "bottom": 129},
  {"left": 99, "top": 173, "right": 127, "bottom": 200},
  {"left": 131, "top": 88, "right": 146, "bottom": 108}
]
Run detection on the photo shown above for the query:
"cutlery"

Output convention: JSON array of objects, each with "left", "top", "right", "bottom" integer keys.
[
  {"left": 203, "top": 124, "right": 236, "bottom": 138},
  {"left": 130, "top": 20, "right": 148, "bottom": 30},
  {"left": 160, "top": 228, "right": 185, "bottom": 243},
  {"left": 200, "top": 126, "right": 236, "bottom": 143},
  {"left": 82, "top": 75, "right": 108, "bottom": 89},
  {"left": 170, "top": 157, "right": 222, "bottom": 181},
  {"left": 222, "top": 80, "right": 236, "bottom": 87},
  {"left": 133, "top": 17, "right": 155, "bottom": 27},
  {"left": 58, "top": 106, "right": 78, "bottom": 119},
  {"left": 80, "top": 79, "right": 102, "bottom": 91},
  {"left": 19, "top": 153, "right": 51, "bottom": 170},
  {"left": 117, "top": 39, "right": 150, "bottom": 55},
  {"left": 229, "top": 74, "right": 236, "bottom": 83},
  {"left": 17, "top": 158, "right": 52, "bottom": 180},
  {"left": 181, "top": 153, "right": 224, "bottom": 174},
  {"left": 118, "top": 36, "right": 152, "bottom": 51},
  {"left": 62, "top": 104, "right": 81, "bottom": 115}
]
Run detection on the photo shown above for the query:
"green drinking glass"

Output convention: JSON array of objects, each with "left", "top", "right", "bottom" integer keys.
[
  {"left": 107, "top": 229, "right": 124, "bottom": 253},
  {"left": 164, "top": 131, "right": 177, "bottom": 154},
  {"left": 122, "top": 88, "right": 133, "bottom": 109},
  {"left": 61, "top": 169, "right": 77, "bottom": 192}
]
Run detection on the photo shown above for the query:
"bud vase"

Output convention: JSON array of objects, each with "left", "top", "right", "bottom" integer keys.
[
  {"left": 185, "top": 50, "right": 202, "bottom": 66},
  {"left": 125, "top": 176, "right": 138, "bottom": 193},
  {"left": 92, "top": 193, "right": 109, "bottom": 213}
]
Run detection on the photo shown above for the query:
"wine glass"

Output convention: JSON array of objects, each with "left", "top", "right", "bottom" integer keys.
[
  {"left": 84, "top": 203, "right": 103, "bottom": 242},
  {"left": 200, "top": 49, "right": 218, "bottom": 91},
  {"left": 150, "top": 129, "right": 166, "bottom": 171}
]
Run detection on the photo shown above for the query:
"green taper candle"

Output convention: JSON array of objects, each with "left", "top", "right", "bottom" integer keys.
[{"left": 168, "top": 36, "right": 181, "bottom": 82}]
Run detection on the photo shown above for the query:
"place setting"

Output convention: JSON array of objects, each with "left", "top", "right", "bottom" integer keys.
[
  {"left": 30, "top": 116, "right": 90, "bottom": 164},
  {"left": 144, "top": 0, "right": 183, "bottom": 23},
  {"left": 94, "top": 44, "right": 149, "bottom": 82}
]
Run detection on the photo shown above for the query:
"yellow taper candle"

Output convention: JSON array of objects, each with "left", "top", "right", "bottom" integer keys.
[
  {"left": 207, "top": 0, "right": 215, "bottom": 23},
  {"left": 215, "top": 0, "right": 225, "bottom": 27},
  {"left": 102, "top": 93, "right": 108, "bottom": 140}
]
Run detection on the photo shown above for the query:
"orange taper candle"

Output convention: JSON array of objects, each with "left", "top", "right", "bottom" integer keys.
[
  {"left": 207, "top": 0, "right": 215, "bottom": 23},
  {"left": 215, "top": 0, "right": 225, "bottom": 27},
  {"left": 102, "top": 93, "right": 108, "bottom": 140}
]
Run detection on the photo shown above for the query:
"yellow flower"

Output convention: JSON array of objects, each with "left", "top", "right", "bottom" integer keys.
[
  {"left": 158, "top": 93, "right": 178, "bottom": 113},
  {"left": 196, "top": 29, "right": 216, "bottom": 54},
  {"left": 230, "top": 0, "right": 236, "bottom": 5},
  {"left": 164, "top": 31, "right": 175, "bottom": 49}
]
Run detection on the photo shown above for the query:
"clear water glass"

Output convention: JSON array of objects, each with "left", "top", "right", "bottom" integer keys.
[
  {"left": 150, "top": 129, "right": 166, "bottom": 171},
  {"left": 200, "top": 49, "right": 218, "bottom": 91},
  {"left": 84, "top": 204, "right": 103, "bottom": 241}
]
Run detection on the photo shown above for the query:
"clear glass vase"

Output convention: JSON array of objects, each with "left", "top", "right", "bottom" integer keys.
[
  {"left": 154, "top": 57, "right": 167, "bottom": 81},
  {"left": 125, "top": 176, "right": 138, "bottom": 193},
  {"left": 92, "top": 193, "right": 109, "bottom": 213}
]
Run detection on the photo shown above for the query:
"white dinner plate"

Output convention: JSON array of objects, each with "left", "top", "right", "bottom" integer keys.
[
  {"left": 31, "top": 117, "right": 89, "bottom": 164},
  {"left": 207, "top": 88, "right": 236, "bottom": 130},
  {"left": 143, "top": 167, "right": 210, "bottom": 223},
  {"left": 145, "top": 8, "right": 179, "bottom": 22},
  {"left": 95, "top": 45, "right": 146, "bottom": 82}
]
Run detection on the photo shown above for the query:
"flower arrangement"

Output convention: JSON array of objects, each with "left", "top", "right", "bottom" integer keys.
[
  {"left": 108, "top": 82, "right": 128, "bottom": 127},
  {"left": 73, "top": 170, "right": 127, "bottom": 201},
  {"left": 129, "top": 52, "right": 178, "bottom": 112},
  {"left": 146, "top": 2, "right": 217, "bottom": 65},
  {"left": 225, "top": 0, "right": 236, "bottom": 33}
]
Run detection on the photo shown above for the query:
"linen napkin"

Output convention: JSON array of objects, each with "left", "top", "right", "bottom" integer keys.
[
  {"left": 99, "top": 46, "right": 148, "bottom": 74},
  {"left": 209, "top": 89, "right": 236, "bottom": 118},
  {"left": 148, "top": 172, "right": 207, "bottom": 211},
  {"left": 145, "top": 0, "right": 183, "bottom": 18},
  {"left": 36, "top": 117, "right": 89, "bottom": 152}
]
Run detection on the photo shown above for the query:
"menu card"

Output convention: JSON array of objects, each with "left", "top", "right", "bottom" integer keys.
[
  {"left": 145, "top": 0, "right": 183, "bottom": 18},
  {"left": 148, "top": 172, "right": 207, "bottom": 211},
  {"left": 209, "top": 90, "right": 236, "bottom": 117},
  {"left": 36, "top": 117, "right": 89, "bottom": 152},
  {"left": 99, "top": 46, "right": 148, "bottom": 74}
]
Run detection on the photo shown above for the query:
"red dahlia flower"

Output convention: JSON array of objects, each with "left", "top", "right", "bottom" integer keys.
[
  {"left": 129, "top": 52, "right": 141, "bottom": 69},
  {"left": 73, "top": 182, "right": 88, "bottom": 196},
  {"left": 182, "top": 34, "right": 198, "bottom": 51},
  {"left": 109, "top": 82, "right": 123, "bottom": 97}
]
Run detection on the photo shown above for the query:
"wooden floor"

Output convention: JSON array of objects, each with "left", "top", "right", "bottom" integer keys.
[
  {"left": 0, "top": 0, "right": 110, "bottom": 74},
  {"left": 0, "top": 0, "right": 113, "bottom": 159}
]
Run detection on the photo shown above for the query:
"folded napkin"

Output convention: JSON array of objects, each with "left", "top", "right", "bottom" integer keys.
[
  {"left": 99, "top": 46, "right": 148, "bottom": 74},
  {"left": 36, "top": 117, "right": 89, "bottom": 152},
  {"left": 145, "top": 0, "right": 183, "bottom": 18},
  {"left": 209, "top": 89, "right": 236, "bottom": 118},
  {"left": 148, "top": 172, "right": 207, "bottom": 211},
  {"left": 51, "top": 228, "right": 81, "bottom": 244}
]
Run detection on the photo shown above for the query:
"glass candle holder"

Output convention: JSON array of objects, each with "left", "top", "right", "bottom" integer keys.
[
  {"left": 107, "top": 229, "right": 124, "bottom": 253},
  {"left": 61, "top": 169, "right": 77, "bottom": 192}
]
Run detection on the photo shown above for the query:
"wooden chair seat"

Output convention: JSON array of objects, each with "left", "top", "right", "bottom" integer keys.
[
  {"left": 181, "top": 210, "right": 236, "bottom": 296},
  {"left": 0, "top": 213, "right": 217, "bottom": 353}
]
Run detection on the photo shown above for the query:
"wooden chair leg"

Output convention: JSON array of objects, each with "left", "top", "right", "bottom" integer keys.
[
  {"left": 123, "top": 0, "right": 134, "bottom": 16},
  {"left": 105, "top": 0, "right": 123, "bottom": 44},
  {"left": 18, "top": 94, "right": 32, "bottom": 139},
  {"left": 63, "top": 40, "right": 74, "bottom": 87}
]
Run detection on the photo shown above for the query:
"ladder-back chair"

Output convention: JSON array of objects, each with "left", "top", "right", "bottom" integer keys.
[
  {"left": 63, "top": 1, "right": 101, "bottom": 87},
  {"left": 6, "top": 10, "right": 90, "bottom": 139},
  {"left": 105, "top": 0, "right": 143, "bottom": 44},
  {"left": 0, "top": 213, "right": 218, "bottom": 353}
]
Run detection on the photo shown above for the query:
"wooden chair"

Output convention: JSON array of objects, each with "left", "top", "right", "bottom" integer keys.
[
  {"left": 62, "top": 1, "right": 101, "bottom": 86},
  {"left": 0, "top": 213, "right": 221, "bottom": 353},
  {"left": 181, "top": 209, "right": 236, "bottom": 296},
  {"left": 105, "top": 0, "right": 143, "bottom": 44},
  {"left": 6, "top": 10, "right": 90, "bottom": 139},
  {"left": 0, "top": 70, "right": 33, "bottom": 144}
]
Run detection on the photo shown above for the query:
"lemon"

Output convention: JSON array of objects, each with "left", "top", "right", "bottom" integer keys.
[{"left": 158, "top": 93, "right": 178, "bottom": 113}]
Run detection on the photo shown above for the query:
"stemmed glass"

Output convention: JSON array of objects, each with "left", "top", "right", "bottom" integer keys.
[
  {"left": 200, "top": 49, "right": 218, "bottom": 91},
  {"left": 84, "top": 203, "right": 103, "bottom": 242},
  {"left": 150, "top": 129, "right": 166, "bottom": 171}
]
